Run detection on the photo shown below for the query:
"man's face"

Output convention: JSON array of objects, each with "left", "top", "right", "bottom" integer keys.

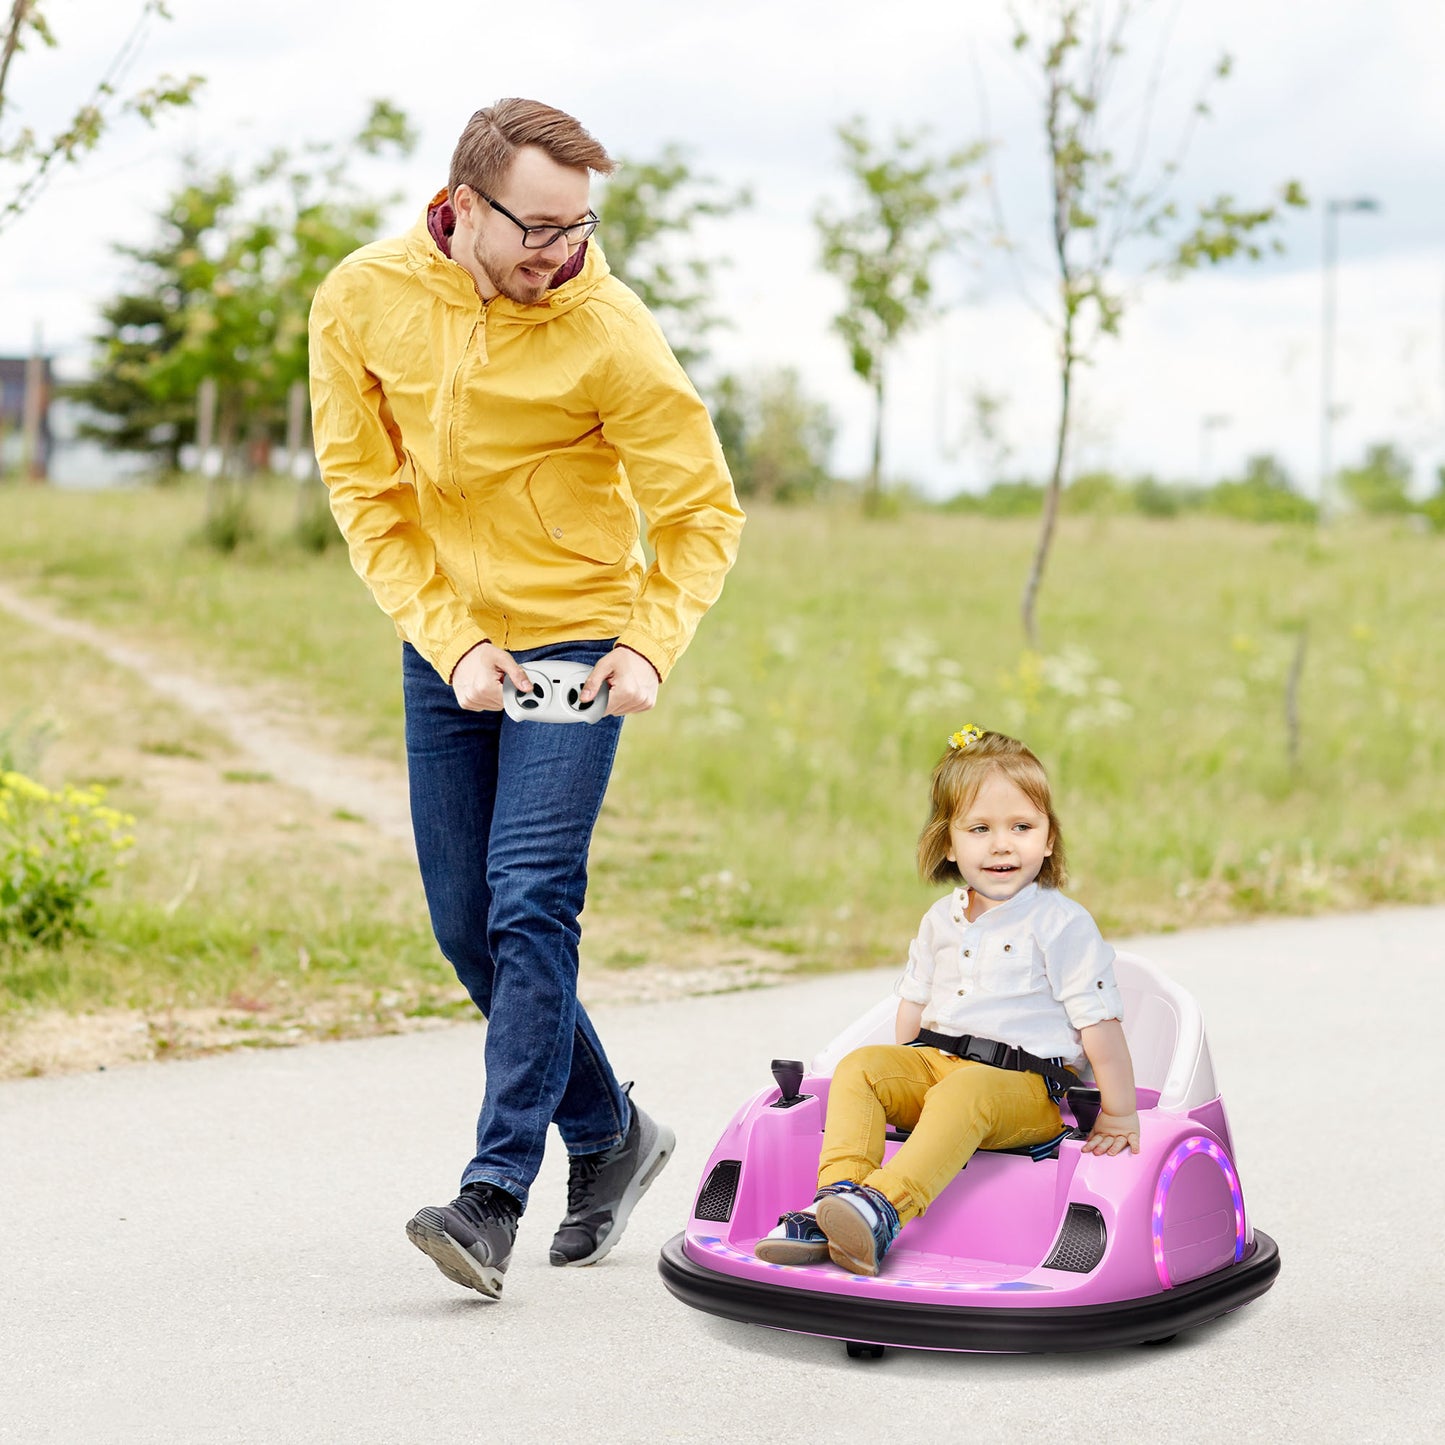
[{"left": 455, "top": 146, "right": 592, "bottom": 305}]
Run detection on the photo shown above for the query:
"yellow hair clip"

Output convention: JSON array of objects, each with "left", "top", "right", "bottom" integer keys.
[{"left": 948, "top": 724, "right": 985, "bottom": 751}]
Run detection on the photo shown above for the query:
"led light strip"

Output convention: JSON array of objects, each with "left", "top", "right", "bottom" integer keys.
[{"left": 1151, "top": 1135, "right": 1246, "bottom": 1289}]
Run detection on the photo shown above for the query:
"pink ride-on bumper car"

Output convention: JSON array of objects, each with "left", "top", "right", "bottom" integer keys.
[{"left": 659, "top": 952, "right": 1280, "bottom": 1358}]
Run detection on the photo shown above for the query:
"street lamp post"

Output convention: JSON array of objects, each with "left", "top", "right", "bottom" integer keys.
[
  {"left": 1320, "top": 196, "right": 1381, "bottom": 519},
  {"left": 1199, "top": 412, "right": 1231, "bottom": 488}
]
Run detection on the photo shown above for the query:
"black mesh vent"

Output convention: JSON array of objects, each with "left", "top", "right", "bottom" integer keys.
[
  {"left": 1042, "top": 1203, "right": 1107, "bottom": 1273},
  {"left": 694, "top": 1160, "right": 742, "bottom": 1222}
]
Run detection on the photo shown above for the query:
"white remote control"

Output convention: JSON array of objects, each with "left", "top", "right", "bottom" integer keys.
[{"left": 502, "top": 659, "right": 610, "bottom": 724}]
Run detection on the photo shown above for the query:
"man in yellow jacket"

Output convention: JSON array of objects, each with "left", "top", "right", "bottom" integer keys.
[{"left": 309, "top": 98, "right": 743, "bottom": 1299}]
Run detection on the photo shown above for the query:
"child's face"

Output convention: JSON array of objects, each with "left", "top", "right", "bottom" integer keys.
[{"left": 946, "top": 771, "right": 1054, "bottom": 913}]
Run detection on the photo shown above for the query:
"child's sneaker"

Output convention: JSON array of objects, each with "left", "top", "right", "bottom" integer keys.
[
  {"left": 815, "top": 1181, "right": 901, "bottom": 1276},
  {"left": 754, "top": 1209, "right": 829, "bottom": 1265},
  {"left": 753, "top": 1182, "right": 858, "bottom": 1265}
]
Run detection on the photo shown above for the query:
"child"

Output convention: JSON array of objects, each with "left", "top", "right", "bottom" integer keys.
[{"left": 756, "top": 725, "right": 1140, "bottom": 1276}]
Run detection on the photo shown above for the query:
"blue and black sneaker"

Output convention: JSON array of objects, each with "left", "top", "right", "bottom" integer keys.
[
  {"left": 754, "top": 1209, "right": 829, "bottom": 1265},
  {"left": 754, "top": 1182, "right": 857, "bottom": 1265},
  {"left": 815, "top": 1181, "right": 902, "bottom": 1276}
]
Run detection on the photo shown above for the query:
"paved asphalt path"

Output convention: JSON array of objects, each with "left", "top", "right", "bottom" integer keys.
[{"left": 3, "top": 906, "right": 1442, "bottom": 1444}]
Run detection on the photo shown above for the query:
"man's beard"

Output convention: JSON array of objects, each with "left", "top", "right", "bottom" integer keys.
[{"left": 470, "top": 233, "right": 552, "bottom": 305}]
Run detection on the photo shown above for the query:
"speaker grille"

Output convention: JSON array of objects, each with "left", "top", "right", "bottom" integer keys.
[
  {"left": 1042, "top": 1203, "right": 1107, "bottom": 1273},
  {"left": 694, "top": 1160, "right": 742, "bottom": 1222}
]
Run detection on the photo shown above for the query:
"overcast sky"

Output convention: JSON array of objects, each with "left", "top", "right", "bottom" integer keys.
[{"left": 2, "top": 0, "right": 1442, "bottom": 496}]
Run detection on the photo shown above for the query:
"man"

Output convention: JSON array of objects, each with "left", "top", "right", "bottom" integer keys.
[{"left": 308, "top": 99, "right": 743, "bottom": 1299}]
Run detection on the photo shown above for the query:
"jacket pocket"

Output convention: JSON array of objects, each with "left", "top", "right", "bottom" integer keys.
[
  {"left": 525, "top": 454, "right": 638, "bottom": 564},
  {"left": 972, "top": 936, "right": 1040, "bottom": 997}
]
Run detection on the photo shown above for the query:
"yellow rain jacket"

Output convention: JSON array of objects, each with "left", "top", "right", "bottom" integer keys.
[{"left": 308, "top": 199, "right": 743, "bottom": 683}]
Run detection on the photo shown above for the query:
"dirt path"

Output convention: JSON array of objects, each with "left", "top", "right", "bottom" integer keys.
[{"left": 0, "top": 579, "right": 415, "bottom": 847}]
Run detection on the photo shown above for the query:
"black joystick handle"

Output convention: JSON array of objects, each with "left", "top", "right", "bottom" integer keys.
[{"left": 771, "top": 1058, "right": 805, "bottom": 1104}]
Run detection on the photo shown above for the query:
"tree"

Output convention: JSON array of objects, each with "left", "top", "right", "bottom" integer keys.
[
  {"left": 816, "top": 118, "right": 982, "bottom": 515},
  {"left": 1002, "top": 0, "right": 1307, "bottom": 643},
  {"left": 710, "top": 368, "right": 836, "bottom": 503},
  {"left": 1, "top": 1, "right": 201, "bottom": 233},
  {"left": 596, "top": 144, "right": 750, "bottom": 369},
  {"left": 67, "top": 164, "right": 237, "bottom": 470},
  {"left": 71, "top": 101, "right": 416, "bottom": 474}
]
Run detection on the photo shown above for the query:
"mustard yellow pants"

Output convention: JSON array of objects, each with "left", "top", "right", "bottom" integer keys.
[{"left": 817, "top": 1044, "right": 1064, "bottom": 1224}]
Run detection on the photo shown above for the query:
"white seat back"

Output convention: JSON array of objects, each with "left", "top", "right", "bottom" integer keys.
[
  {"left": 809, "top": 950, "right": 1217, "bottom": 1114},
  {"left": 1114, "top": 950, "right": 1216, "bottom": 1112}
]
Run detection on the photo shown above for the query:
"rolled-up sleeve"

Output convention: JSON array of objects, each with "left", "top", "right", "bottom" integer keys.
[
  {"left": 1045, "top": 912, "right": 1125, "bottom": 1031},
  {"left": 895, "top": 910, "right": 942, "bottom": 1007}
]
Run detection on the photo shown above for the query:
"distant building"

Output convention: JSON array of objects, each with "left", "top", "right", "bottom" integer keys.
[{"left": 0, "top": 354, "right": 53, "bottom": 479}]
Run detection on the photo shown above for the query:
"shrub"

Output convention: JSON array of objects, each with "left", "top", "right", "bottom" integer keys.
[
  {"left": 978, "top": 479, "right": 1045, "bottom": 517},
  {"left": 1064, "top": 470, "right": 1129, "bottom": 515},
  {"left": 195, "top": 485, "right": 258, "bottom": 554},
  {"left": 710, "top": 369, "right": 836, "bottom": 504},
  {"left": 0, "top": 772, "right": 136, "bottom": 947},
  {"left": 1206, "top": 454, "right": 1317, "bottom": 524},
  {"left": 1338, "top": 443, "right": 1414, "bottom": 516},
  {"left": 293, "top": 488, "right": 343, "bottom": 553},
  {"left": 0, "top": 712, "right": 54, "bottom": 775}
]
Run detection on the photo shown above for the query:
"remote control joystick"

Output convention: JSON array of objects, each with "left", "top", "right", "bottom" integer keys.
[
  {"left": 510, "top": 673, "right": 551, "bottom": 713},
  {"left": 771, "top": 1058, "right": 805, "bottom": 1105},
  {"left": 503, "top": 659, "right": 610, "bottom": 724}
]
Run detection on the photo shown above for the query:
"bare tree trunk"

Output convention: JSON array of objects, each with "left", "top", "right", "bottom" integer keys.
[
  {"left": 284, "top": 380, "right": 307, "bottom": 476},
  {"left": 216, "top": 392, "right": 239, "bottom": 481},
  {"left": 1021, "top": 349, "right": 1072, "bottom": 647},
  {"left": 1285, "top": 624, "right": 1308, "bottom": 774},
  {"left": 286, "top": 379, "right": 318, "bottom": 529},
  {"left": 196, "top": 376, "right": 219, "bottom": 516},
  {"left": 864, "top": 369, "right": 885, "bottom": 516},
  {"left": 20, "top": 332, "right": 46, "bottom": 482},
  {"left": 1020, "top": 53, "right": 1079, "bottom": 649},
  {"left": 0, "top": 3, "right": 37, "bottom": 120}
]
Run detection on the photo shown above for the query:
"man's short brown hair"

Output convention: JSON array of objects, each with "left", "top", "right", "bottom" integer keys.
[{"left": 448, "top": 99, "right": 616, "bottom": 198}]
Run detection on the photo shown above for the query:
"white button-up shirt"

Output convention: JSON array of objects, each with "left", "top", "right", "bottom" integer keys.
[{"left": 894, "top": 883, "right": 1124, "bottom": 1065}]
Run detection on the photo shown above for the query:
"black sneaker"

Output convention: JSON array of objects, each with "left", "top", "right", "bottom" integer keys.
[
  {"left": 405, "top": 1182, "right": 520, "bottom": 1298},
  {"left": 549, "top": 1087, "right": 675, "bottom": 1267}
]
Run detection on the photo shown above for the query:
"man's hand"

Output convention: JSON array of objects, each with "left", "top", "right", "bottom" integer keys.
[
  {"left": 584, "top": 646, "right": 660, "bottom": 716},
  {"left": 451, "top": 642, "right": 533, "bottom": 712}
]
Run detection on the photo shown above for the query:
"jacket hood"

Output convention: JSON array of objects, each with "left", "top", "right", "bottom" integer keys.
[{"left": 407, "top": 188, "right": 611, "bottom": 322}]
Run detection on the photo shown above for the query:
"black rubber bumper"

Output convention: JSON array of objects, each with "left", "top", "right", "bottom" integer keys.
[{"left": 658, "top": 1229, "right": 1280, "bottom": 1354}]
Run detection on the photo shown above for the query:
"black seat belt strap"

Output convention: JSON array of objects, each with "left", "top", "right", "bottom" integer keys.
[{"left": 911, "top": 1027, "right": 1083, "bottom": 1097}]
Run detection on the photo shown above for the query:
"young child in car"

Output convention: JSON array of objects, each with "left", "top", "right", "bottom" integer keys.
[{"left": 756, "top": 726, "right": 1140, "bottom": 1276}]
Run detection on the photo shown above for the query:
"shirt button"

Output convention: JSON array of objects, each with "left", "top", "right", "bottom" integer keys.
[
  {"left": 552, "top": 527, "right": 564, "bottom": 539},
  {"left": 1097, "top": 980, "right": 1104, "bottom": 988},
  {"left": 1004, "top": 944, "right": 1012, "bottom": 952},
  {"left": 963, "top": 949, "right": 970, "bottom": 957},
  {"left": 957, "top": 989, "right": 966, "bottom": 996}
]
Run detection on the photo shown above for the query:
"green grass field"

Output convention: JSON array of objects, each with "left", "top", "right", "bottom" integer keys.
[{"left": 1, "top": 478, "right": 1441, "bottom": 1040}]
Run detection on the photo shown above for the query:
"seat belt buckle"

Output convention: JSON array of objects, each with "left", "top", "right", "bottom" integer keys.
[{"left": 963, "top": 1037, "right": 1007, "bottom": 1068}]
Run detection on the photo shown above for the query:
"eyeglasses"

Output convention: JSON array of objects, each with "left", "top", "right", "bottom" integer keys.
[{"left": 478, "top": 191, "right": 599, "bottom": 250}]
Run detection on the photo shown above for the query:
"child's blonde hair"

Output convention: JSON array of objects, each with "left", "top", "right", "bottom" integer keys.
[{"left": 917, "top": 730, "right": 1068, "bottom": 889}]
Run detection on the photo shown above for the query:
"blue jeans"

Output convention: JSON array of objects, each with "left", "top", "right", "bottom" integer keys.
[{"left": 402, "top": 639, "right": 631, "bottom": 1210}]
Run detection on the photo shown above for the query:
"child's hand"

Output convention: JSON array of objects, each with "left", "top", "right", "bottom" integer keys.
[{"left": 1082, "top": 1111, "right": 1140, "bottom": 1156}]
